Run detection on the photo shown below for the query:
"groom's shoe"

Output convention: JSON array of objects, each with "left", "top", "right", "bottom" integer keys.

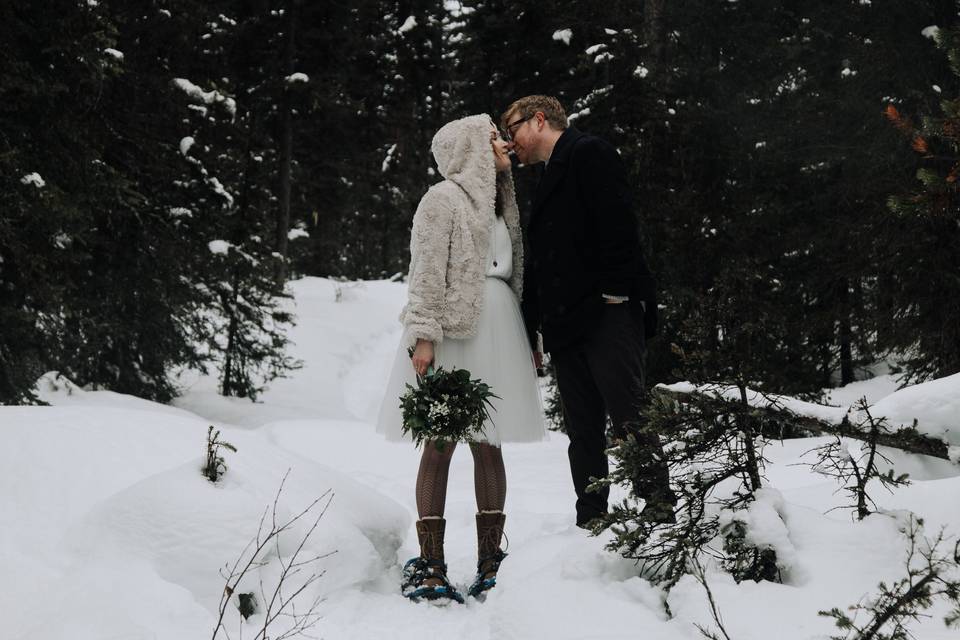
[
  {"left": 638, "top": 484, "right": 678, "bottom": 525},
  {"left": 575, "top": 494, "right": 609, "bottom": 530},
  {"left": 575, "top": 507, "right": 609, "bottom": 531},
  {"left": 639, "top": 499, "right": 677, "bottom": 525}
]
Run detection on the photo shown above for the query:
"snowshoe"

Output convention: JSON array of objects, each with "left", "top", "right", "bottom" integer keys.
[
  {"left": 401, "top": 517, "right": 464, "bottom": 604},
  {"left": 402, "top": 556, "right": 464, "bottom": 604},
  {"left": 467, "top": 548, "right": 507, "bottom": 600},
  {"left": 468, "top": 511, "right": 508, "bottom": 600}
]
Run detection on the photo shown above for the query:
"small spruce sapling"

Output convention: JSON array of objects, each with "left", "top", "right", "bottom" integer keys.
[
  {"left": 819, "top": 515, "right": 960, "bottom": 640},
  {"left": 590, "top": 386, "right": 783, "bottom": 589},
  {"left": 204, "top": 425, "right": 237, "bottom": 483},
  {"left": 720, "top": 517, "right": 781, "bottom": 583},
  {"left": 802, "top": 398, "right": 910, "bottom": 520}
]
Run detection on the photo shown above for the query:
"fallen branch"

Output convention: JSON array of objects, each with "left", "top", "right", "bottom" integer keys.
[{"left": 656, "top": 387, "right": 952, "bottom": 461}]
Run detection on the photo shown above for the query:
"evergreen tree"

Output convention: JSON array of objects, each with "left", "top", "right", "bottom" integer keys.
[
  {"left": 0, "top": 1, "right": 126, "bottom": 401},
  {"left": 632, "top": 0, "right": 955, "bottom": 393},
  {"left": 170, "top": 2, "right": 301, "bottom": 399},
  {"left": 1, "top": 1, "right": 305, "bottom": 403},
  {"left": 52, "top": 1, "right": 220, "bottom": 401},
  {"left": 292, "top": 0, "right": 451, "bottom": 280},
  {"left": 881, "top": 24, "right": 960, "bottom": 382}
]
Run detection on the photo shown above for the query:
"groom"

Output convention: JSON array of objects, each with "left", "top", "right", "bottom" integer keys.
[{"left": 501, "top": 95, "right": 676, "bottom": 527}]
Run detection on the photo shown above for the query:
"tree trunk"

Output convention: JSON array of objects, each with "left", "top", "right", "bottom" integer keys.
[
  {"left": 274, "top": 0, "right": 299, "bottom": 285},
  {"left": 220, "top": 283, "right": 240, "bottom": 396},
  {"left": 738, "top": 384, "right": 764, "bottom": 492},
  {"left": 838, "top": 278, "right": 855, "bottom": 385},
  {"left": 643, "top": 0, "right": 666, "bottom": 81}
]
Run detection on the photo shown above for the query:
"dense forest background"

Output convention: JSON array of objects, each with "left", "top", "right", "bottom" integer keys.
[{"left": 2, "top": 0, "right": 959, "bottom": 405}]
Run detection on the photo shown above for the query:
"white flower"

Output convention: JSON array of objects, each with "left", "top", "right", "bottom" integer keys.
[{"left": 428, "top": 401, "right": 451, "bottom": 421}]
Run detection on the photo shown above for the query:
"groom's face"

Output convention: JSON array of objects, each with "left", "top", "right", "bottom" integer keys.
[{"left": 505, "top": 111, "right": 539, "bottom": 164}]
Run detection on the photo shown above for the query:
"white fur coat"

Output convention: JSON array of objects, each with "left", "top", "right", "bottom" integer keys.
[{"left": 400, "top": 114, "right": 524, "bottom": 347}]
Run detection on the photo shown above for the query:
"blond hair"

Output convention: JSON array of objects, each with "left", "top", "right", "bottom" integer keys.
[{"left": 500, "top": 95, "right": 568, "bottom": 131}]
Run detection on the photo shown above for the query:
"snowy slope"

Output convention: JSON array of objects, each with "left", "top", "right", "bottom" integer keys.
[{"left": 2, "top": 276, "right": 959, "bottom": 640}]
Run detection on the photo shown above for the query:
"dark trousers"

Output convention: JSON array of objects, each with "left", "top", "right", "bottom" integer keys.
[{"left": 551, "top": 304, "right": 672, "bottom": 525}]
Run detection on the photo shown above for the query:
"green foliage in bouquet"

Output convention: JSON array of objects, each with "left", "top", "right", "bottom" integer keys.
[{"left": 399, "top": 360, "right": 499, "bottom": 450}]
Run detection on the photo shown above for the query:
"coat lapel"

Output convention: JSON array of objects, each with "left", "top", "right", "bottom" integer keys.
[{"left": 531, "top": 127, "right": 584, "bottom": 224}]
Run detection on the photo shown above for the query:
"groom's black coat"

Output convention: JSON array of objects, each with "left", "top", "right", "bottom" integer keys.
[{"left": 521, "top": 126, "right": 657, "bottom": 353}]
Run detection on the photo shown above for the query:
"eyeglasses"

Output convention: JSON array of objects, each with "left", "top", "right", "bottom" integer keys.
[{"left": 502, "top": 114, "right": 533, "bottom": 142}]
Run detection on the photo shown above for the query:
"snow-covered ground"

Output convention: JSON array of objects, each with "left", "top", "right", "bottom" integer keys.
[{"left": 2, "top": 277, "right": 959, "bottom": 639}]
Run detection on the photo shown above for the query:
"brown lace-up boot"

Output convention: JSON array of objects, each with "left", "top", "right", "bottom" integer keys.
[
  {"left": 467, "top": 510, "right": 507, "bottom": 599},
  {"left": 401, "top": 517, "right": 463, "bottom": 604}
]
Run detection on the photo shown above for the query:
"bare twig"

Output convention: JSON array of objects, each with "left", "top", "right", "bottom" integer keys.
[
  {"left": 690, "top": 556, "right": 734, "bottom": 640},
  {"left": 211, "top": 469, "right": 334, "bottom": 640}
]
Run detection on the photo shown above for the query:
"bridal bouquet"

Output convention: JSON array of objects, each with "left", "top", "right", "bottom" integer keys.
[{"left": 399, "top": 357, "right": 499, "bottom": 449}]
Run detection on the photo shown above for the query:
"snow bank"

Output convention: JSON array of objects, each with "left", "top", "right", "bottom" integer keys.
[
  {"left": 176, "top": 277, "right": 408, "bottom": 426},
  {"left": 71, "top": 451, "right": 407, "bottom": 615},
  {"left": 865, "top": 372, "right": 960, "bottom": 445},
  {"left": 1, "top": 401, "right": 407, "bottom": 639}
]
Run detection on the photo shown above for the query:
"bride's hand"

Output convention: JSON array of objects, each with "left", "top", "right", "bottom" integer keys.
[{"left": 412, "top": 339, "right": 434, "bottom": 376}]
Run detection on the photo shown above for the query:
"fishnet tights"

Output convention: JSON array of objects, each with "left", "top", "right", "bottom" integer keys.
[{"left": 415, "top": 441, "right": 507, "bottom": 517}]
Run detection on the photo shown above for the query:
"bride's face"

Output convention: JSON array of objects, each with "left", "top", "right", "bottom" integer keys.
[{"left": 490, "top": 127, "right": 511, "bottom": 173}]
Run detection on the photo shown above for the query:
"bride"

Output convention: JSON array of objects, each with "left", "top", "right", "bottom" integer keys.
[{"left": 377, "top": 114, "right": 546, "bottom": 603}]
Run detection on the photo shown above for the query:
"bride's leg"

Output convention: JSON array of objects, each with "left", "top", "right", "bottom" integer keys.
[
  {"left": 407, "top": 441, "right": 461, "bottom": 600},
  {"left": 470, "top": 442, "right": 506, "bottom": 512},
  {"left": 416, "top": 440, "right": 457, "bottom": 517},
  {"left": 468, "top": 442, "right": 507, "bottom": 597}
]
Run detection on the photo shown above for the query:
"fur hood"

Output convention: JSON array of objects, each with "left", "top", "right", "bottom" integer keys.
[
  {"left": 431, "top": 114, "right": 498, "bottom": 216},
  {"left": 400, "top": 114, "right": 524, "bottom": 347}
]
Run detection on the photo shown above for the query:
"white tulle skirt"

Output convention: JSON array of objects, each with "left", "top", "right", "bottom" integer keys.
[{"left": 376, "top": 277, "right": 546, "bottom": 446}]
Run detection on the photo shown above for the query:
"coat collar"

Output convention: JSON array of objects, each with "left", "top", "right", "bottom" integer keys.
[{"left": 532, "top": 127, "right": 585, "bottom": 217}]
